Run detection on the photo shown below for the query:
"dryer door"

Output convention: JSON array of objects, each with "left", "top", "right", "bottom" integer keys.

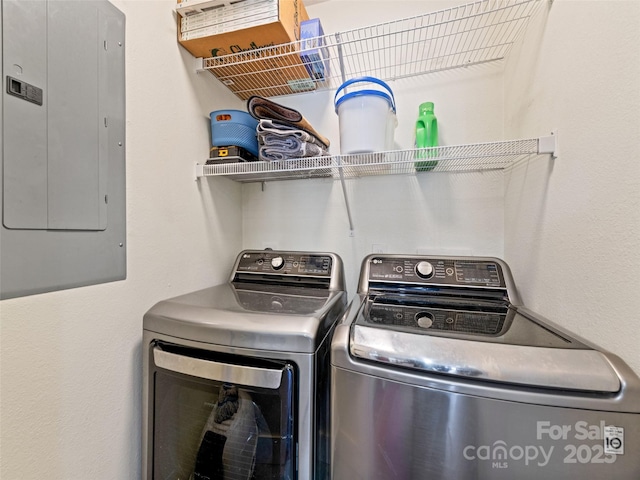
[{"left": 148, "top": 343, "right": 296, "bottom": 480}]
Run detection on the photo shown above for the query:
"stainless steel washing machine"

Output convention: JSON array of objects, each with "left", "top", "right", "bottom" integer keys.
[
  {"left": 143, "top": 250, "right": 347, "bottom": 480},
  {"left": 331, "top": 254, "right": 640, "bottom": 479}
]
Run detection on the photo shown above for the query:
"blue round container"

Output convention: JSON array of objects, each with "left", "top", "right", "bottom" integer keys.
[{"left": 210, "top": 110, "right": 259, "bottom": 157}]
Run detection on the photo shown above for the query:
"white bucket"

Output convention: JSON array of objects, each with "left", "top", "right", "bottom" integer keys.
[{"left": 334, "top": 76, "right": 397, "bottom": 155}]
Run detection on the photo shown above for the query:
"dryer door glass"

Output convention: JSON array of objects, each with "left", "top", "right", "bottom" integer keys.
[{"left": 150, "top": 344, "right": 296, "bottom": 480}]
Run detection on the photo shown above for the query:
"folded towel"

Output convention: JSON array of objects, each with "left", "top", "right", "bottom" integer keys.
[
  {"left": 257, "top": 119, "right": 329, "bottom": 161},
  {"left": 259, "top": 140, "right": 328, "bottom": 162},
  {"left": 256, "top": 119, "right": 328, "bottom": 160},
  {"left": 257, "top": 119, "right": 325, "bottom": 145},
  {"left": 247, "top": 96, "right": 330, "bottom": 148}
]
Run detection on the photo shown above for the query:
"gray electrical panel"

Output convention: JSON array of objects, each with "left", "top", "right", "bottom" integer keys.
[{"left": 1, "top": 0, "right": 126, "bottom": 299}]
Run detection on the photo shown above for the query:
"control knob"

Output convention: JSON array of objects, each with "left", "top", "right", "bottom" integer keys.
[
  {"left": 271, "top": 256, "right": 285, "bottom": 270},
  {"left": 415, "top": 261, "right": 434, "bottom": 279}
]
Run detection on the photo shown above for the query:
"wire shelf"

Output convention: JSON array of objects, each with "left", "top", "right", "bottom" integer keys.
[
  {"left": 198, "top": 0, "right": 544, "bottom": 99},
  {"left": 196, "top": 137, "right": 549, "bottom": 182}
]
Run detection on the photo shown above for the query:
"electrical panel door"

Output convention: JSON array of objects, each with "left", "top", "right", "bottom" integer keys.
[{"left": 1, "top": 0, "right": 126, "bottom": 299}]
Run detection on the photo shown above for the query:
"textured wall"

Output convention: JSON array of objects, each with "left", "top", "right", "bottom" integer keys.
[
  {"left": 504, "top": 0, "right": 640, "bottom": 374},
  {"left": 0, "top": 1, "right": 243, "bottom": 478},
  {"left": 242, "top": 1, "right": 510, "bottom": 289},
  {"left": 1, "top": 1, "right": 638, "bottom": 479}
]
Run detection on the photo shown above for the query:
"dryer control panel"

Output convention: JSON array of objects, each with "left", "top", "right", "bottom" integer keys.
[{"left": 236, "top": 251, "right": 333, "bottom": 277}]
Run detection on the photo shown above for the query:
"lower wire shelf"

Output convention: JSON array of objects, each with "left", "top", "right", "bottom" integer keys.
[{"left": 195, "top": 136, "right": 556, "bottom": 182}]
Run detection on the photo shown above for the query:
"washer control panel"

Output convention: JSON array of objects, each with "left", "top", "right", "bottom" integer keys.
[
  {"left": 365, "top": 302, "right": 508, "bottom": 336},
  {"left": 368, "top": 256, "right": 504, "bottom": 288},
  {"left": 236, "top": 251, "right": 333, "bottom": 277}
]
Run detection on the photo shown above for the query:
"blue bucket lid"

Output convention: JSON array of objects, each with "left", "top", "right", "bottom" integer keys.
[{"left": 334, "top": 76, "right": 396, "bottom": 114}]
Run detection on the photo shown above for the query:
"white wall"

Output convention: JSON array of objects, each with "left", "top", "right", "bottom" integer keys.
[
  {"left": 1, "top": 0, "right": 639, "bottom": 479},
  {"left": 242, "top": 1, "right": 509, "bottom": 289},
  {"left": 0, "top": 1, "right": 243, "bottom": 478},
  {"left": 243, "top": 65, "right": 504, "bottom": 293},
  {"left": 243, "top": 0, "right": 640, "bottom": 374},
  {"left": 503, "top": 0, "right": 640, "bottom": 373},
  {"left": 129, "top": 0, "right": 637, "bottom": 457}
]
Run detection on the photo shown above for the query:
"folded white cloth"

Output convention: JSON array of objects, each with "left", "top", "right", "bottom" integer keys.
[{"left": 257, "top": 119, "right": 329, "bottom": 161}]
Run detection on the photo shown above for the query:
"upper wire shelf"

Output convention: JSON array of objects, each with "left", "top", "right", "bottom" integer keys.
[
  {"left": 196, "top": 0, "right": 544, "bottom": 99},
  {"left": 196, "top": 136, "right": 556, "bottom": 182}
]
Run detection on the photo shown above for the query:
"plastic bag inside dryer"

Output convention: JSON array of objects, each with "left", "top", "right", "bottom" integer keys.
[{"left": 191, "top": 385, "right": 273, "bottom": 480}]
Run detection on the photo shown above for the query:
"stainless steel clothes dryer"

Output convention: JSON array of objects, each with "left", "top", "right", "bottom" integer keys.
[
  {"left": 143, "top": 250, "right": 347, "bottom": 480},
  {"left": 331, "top": 254, "right": 640, "bottom": 480}
]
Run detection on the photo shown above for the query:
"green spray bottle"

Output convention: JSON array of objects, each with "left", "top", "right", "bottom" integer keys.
[{"left": 414, "top": 102, "right": 438, "bottom": 171}]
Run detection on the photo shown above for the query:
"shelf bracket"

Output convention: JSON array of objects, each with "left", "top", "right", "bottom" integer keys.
[
  {"left": 336, "top": 156, "right": 355, "bottom": 234},
  {"left": 538, "top": 131, "right": 558, "bottom": 158},
  {"left": 195, "top": 163, "right": 204, "bottom": 180},
  {"left": 194, "top": 57, "right": 205, "bottom": 73},
  {"left": 335, "top": 32, "right": 347, "bottom": 85}
]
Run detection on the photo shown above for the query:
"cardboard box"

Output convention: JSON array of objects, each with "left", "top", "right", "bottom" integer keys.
[
  {"left": 178, "top": 0, "right": 306, "bottom": 58},
  {"left": 178, "top": 0, "right": 314, "bottom": 99}
]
